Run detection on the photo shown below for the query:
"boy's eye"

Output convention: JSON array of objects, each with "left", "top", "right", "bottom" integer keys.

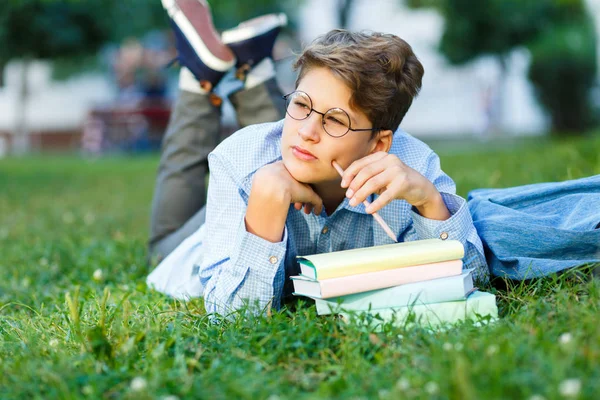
[
  {"left": 293, "top": 100, "right": 310, "bottom": 109},
  {"left": 326, "top": 115, "right": 347, "bottom": 127},
  {"left": 327, "top": 116, "right": 343, "bottom": 125}
]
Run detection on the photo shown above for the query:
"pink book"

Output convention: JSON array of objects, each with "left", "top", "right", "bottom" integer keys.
[{"left": 291, "top": 260, "right": 463, "bottom": 299}]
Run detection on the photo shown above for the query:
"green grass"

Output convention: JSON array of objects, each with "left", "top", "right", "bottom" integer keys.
[{"left": 1, "top": 134, "right": 599, "bottom": 399}]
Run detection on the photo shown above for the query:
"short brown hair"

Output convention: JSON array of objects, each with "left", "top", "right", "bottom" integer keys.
[{"left": 293, "top": 29, "right": 424, "bottom": 134}]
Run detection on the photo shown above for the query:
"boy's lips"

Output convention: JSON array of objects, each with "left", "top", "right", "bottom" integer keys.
[{"left": 292, "top": 146, "right": 318, "bottom": 160}]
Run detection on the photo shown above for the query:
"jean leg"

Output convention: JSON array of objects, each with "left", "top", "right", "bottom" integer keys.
[
  {"left": 229, "top": 78, "right": 285, "bottom": 128},
  {"left": 150, "top": 205, "right": 207, "bottom": 262},
  {"left": 149, "top": 90, "right": 220, "bottom": 255}
]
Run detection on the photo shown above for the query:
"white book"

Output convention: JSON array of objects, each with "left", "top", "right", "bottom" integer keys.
[{"left": 315, "top": 269, "right": 474, "bottom": 315}]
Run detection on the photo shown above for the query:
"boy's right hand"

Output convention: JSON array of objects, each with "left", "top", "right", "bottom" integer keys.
[
  {"left": 245, "top": 161, "right": 323, "bottom": 243},
  {"left": 253, "top": 161, "right": 324, "bottom": 216}
]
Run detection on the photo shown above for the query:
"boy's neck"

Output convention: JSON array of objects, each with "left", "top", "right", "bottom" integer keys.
[{"left": 312, "top": 181, "right": 347, "bottom": 216}]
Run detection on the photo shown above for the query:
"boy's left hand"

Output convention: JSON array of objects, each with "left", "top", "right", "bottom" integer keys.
[{"left": 340, "top": 152, "right": 451, "bottom": 220}]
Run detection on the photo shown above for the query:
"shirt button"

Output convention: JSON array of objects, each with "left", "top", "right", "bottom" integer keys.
[
  {"left": 321, "top": 226, "right": 329, "bottom": 234},
  {"left": 269, "top": 256, "right": 278, "bottom": 264},
  {"left": 440, "top": 232, "right": 449, "bottom": 240}
]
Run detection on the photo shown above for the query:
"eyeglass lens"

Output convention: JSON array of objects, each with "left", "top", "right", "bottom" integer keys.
[{"left": 285, "top": 91, "right": 351, "bottom": 137}]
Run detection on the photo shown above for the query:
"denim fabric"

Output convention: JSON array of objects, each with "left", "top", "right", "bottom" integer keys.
[{"left": 468, "top": 175, "right": 600, "bottom": 280}]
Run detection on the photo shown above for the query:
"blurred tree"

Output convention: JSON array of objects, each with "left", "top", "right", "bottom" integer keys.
[
  {"left": 0, "top": 0, "right": 129, "bottom": 153},
  {"left": 209, "top": 0, "right": 295, "bottom": 30},
  {"left": 527, "top": 5, "right": 598, "bottom": 133},
  {"left": 406, "top": 0, "right": 598, "bottom": 133}
]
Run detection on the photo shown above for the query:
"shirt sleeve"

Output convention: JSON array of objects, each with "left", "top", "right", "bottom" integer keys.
[
  {"left": 408, "top": 150, "right": 489, "bottom": 282},
  {"left": 199, "top": 153, "right": 288, "bottom": 317}
]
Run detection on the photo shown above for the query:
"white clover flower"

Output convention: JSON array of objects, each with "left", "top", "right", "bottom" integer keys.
[
  {"left": 443, "top": 342, "right": 453, "bottom": 351},
  {"left": 559, "top": 333, "right": 573, "bottom": 346},
  {"left": 130, "top": 377, "right": 147, "bottom": 391},
  {"left": 559, "top": 378, "right": 581, "bottom": 398},
  {"left": 49, "top": 338, "right": 59, "bottom": 348},
  {"left": 395, "top": 378, "right": 410, "bottom": 391},
  {"left": 486, "top": 344, "right": 499, "bottom": 356},
  {"left": 454, "top": 342, "right": 464, "bottom": 351},
  {"left": 425, "top": 381, "right": 439, "bottom": 395},
  {"left": 62, "top": 212, "right": 75, "bottom": 224},
  {"left": 93, "top": 269, "right": 104, "bottom": 282}
]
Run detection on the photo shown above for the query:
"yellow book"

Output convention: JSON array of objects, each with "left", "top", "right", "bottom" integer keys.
[{"left": 296, "top": 239, "right": 464, "bottom": 280}]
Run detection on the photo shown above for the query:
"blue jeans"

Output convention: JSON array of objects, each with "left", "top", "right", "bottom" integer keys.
[{"left": 468, "top": 175, "right": 600, "bottom": 279}]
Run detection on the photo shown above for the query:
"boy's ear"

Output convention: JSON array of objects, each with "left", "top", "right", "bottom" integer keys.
[{"left": 369, "top": 129, "right": 393, "bottom": 154}]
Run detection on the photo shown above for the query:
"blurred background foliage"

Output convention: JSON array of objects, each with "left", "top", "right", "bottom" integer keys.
[
  {"left": 0, "top": 0, "right": 597, "bottom": 135},
  {"left": 407, "top": 0, "right": 599, "bottom": 134},
  {"left": 0, "top": 0, "right": 291, "bottom": 60},
  {"left": 0, "top": 0, "right": 293, "bottom": 84}
]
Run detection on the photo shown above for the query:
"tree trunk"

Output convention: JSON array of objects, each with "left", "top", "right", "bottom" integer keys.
[
  {"left": 0, "top": 61, "right": 5, "bottom": 88},
  {"left": 492, "top": 55, "right": 508, "bottom": 135},
  {"left": 338, "top": 0, "right": 355, "bottom": 28},
  {"left": 13, "top": 60, "right": 30, "bottom": 155}
]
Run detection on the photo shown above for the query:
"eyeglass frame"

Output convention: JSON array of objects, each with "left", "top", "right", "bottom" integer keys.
[{"left": 282, "top": 90, "right": 384, "bottom": 138}]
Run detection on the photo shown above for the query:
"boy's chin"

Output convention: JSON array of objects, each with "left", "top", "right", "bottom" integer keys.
[
  {"left": 288, "top": 170, "right": 319, "bottom": 184},
  {"left": 283, "top": 161, "right": 322, "bottom": 184}
]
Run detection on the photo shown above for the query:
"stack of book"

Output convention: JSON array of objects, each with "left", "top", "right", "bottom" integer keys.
[{"left": 291, "top": 239, "right": 497, "bottom": 327}]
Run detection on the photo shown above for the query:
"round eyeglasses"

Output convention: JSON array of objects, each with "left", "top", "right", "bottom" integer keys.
[{"left": 282, "top": 91, "right": 382, "bottom": 138}]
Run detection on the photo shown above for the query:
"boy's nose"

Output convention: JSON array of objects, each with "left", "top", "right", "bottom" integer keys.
[{"left": 297, "top": 112, "right": 322, "bottom": 142}]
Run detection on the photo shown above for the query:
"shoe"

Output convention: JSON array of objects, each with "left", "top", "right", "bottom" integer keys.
[
  {"left": 162, "top": 0, "right": 235, "bottom": 90},
  {"left": 222, "top": 13, "right": 287, "bottom": 71}
]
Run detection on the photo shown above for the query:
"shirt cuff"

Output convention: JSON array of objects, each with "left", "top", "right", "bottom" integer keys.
[
  {"left": 230, "top": 218, "right": 288, "bottom": 285},
  {"left": 410, "top": 192, "right": 472, "bottom": 243}
]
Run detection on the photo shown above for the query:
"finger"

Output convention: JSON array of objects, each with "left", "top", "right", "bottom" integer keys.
[
  {"left": 364, "top": 187, "right": 397, "bottom": 214},
  {"left": 295, "top": 182, "right": 323, "bottom": 215},
  {"left": 294, "top": 202, "right": 303, "bottom": 210},
  {"left": 309, "top": 194, "right": 323, "bottom": 216},
  {"left": 304, "top": 203, "right": 313, "bottom": 214},
  {"left": 345, "top": 160, "right": 388, "bottom": 199},
  {"left": 340, "top": 152, "right": 387, "bottom": 188},
  {"left": 349, "top": 169, "right": 392, "bottom": 207}
]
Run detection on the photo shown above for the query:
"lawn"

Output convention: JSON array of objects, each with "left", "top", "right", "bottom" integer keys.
[{"left": 1, "top": 133, "right": 599, "bottom": 399}]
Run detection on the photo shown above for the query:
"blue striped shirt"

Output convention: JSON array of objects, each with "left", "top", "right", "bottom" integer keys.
[{"left": 198, "top": 120, "right": 488, "bottom": 316}]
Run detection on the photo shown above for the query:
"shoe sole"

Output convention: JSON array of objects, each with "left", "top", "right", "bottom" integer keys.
[
  {"left": 170, "top": 21, "right": 230, "bottom": 85},
  {"left": 162, "top": 0, "right": 235, "bottom": 72},
  {"left": 222, "top": 13, "right": 287, "bottom": 44}
]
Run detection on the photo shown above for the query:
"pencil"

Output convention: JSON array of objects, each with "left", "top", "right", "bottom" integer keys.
[{"left": 332, "top": 161, "right": 398, "bottom": 243}]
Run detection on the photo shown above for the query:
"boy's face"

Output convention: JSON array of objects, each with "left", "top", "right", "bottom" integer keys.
[{"left": 281, "top": 67, "right": 378, "bottom": 184}]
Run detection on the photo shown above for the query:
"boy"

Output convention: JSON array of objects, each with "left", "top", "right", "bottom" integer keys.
[{"left": 147, "top": 2, "right": 488, "bottom": 316}]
